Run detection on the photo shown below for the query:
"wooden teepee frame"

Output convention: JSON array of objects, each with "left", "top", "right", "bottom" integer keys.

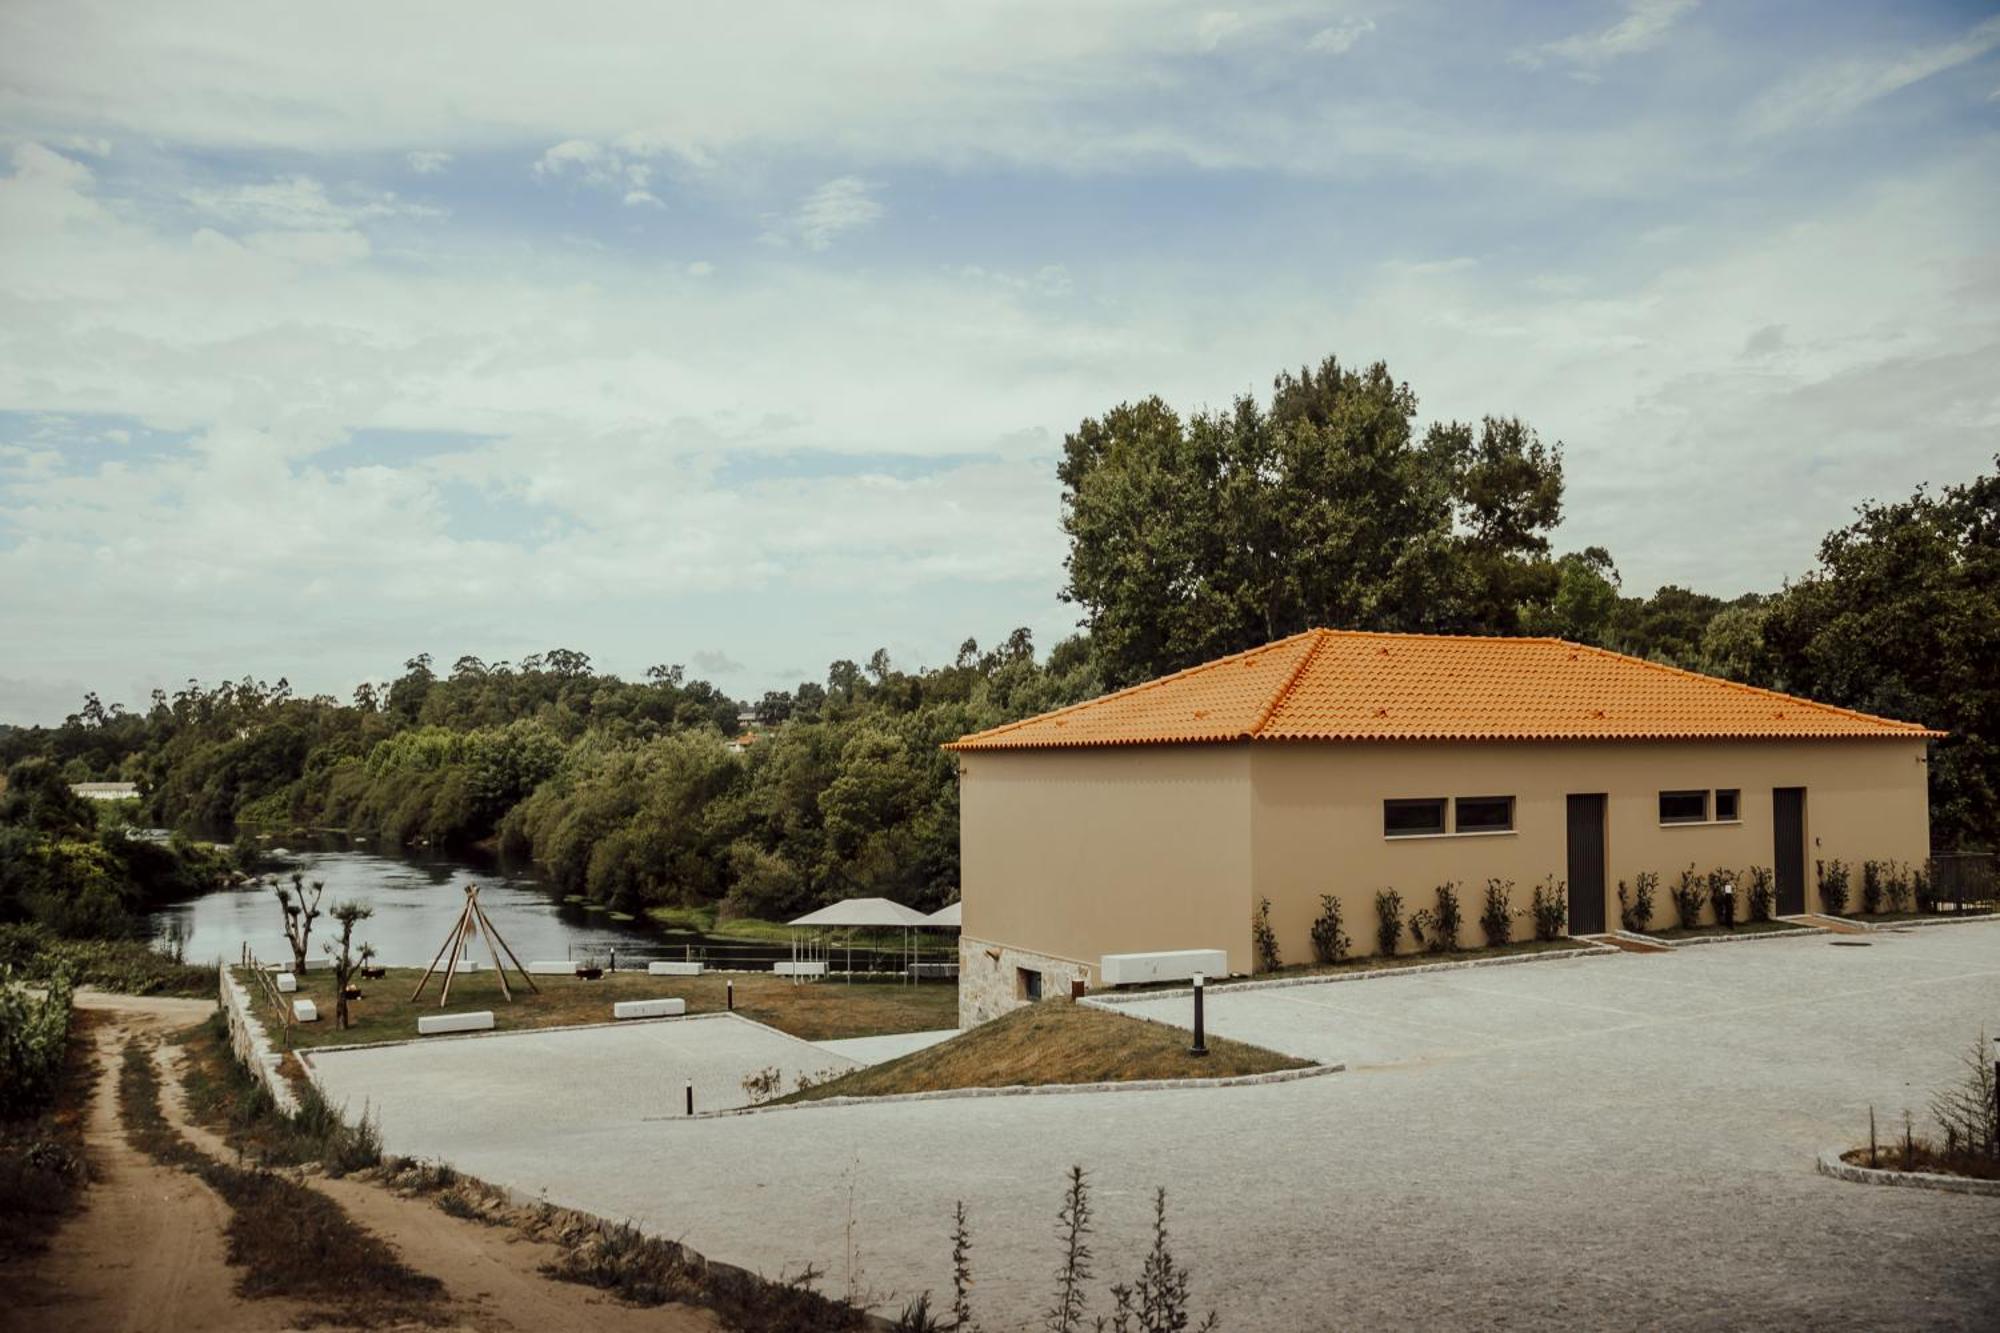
[{"left": 409, "top": 883, "right": 539, "bottom": 1007}]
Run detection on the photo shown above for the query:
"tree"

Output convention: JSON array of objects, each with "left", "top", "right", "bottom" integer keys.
[
  {"left": 0, "top": 758, "right": 96, "bottom": 837},
  {"left": 273, "top": 871, "right": 325, "bottom": 975},
  {"left": 1524, "top": 547, "right": 1621, "bottom": 644},
  {"left": 325, "top": 901, "right": 376, "bottom": 1030},
  {"left": 1762, "top": 458, "right": 2000, "bottom": 848},
  {"left": 1058, "top": 355, "right": 1563, "bottom": 685}
]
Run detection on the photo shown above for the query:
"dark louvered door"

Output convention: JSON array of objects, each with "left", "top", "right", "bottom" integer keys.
[
  {"left": 1774, "top": 788, "right": 1806, "bottom": 915},
  {"left": 1566, "top": 794, "right": 1607, "bottom": 935}
]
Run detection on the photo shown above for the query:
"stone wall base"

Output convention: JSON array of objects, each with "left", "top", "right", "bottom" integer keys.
[{"left": 958, "top": 936, "right": 1094, "bottom": 1027}]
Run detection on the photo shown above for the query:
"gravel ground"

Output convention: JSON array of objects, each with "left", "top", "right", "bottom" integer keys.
[
  {"left": 307, "top": 1013, "right": 860, "bottom": 1134},
  {"left": 307, "top": 922, "right": 2000, "bottom": 1330}
]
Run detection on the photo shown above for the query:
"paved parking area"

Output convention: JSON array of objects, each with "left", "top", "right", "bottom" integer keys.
[
  {"left": 310, "top": 923, "right": 2000, "bottom": 1330},
  {"left": 307, "top": 1013, "right": 859, "bottom": 1137}
]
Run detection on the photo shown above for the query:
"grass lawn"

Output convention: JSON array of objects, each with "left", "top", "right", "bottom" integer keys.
[
  {"left": 772, "top": 999, "right": 1308, "bottom": 1104},
  {"left": 1651, "top": 919, "right": 1812, "bottom": 939},
  {"left": 249, "top": 965, "right": 960, "bottom": 1050},
  {"left": 1847, "top": 908, "right": 1994, "bottom": 923},
  {"left": 1112, "top": 936, "right": 1596, "bottom": 996}
]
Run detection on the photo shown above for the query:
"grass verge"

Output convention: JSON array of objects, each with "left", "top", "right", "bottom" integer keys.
[
  {"left": 1652, "top": 919, "right": 1811, "bottom": 940},
  {"left": 0, "top": 924, "right": 213, "bottom": 996},
  {"left": 771, "top": 999, "right": 1309, "bottom": 1105},
  {"left": 0, "top": 1011, "right": 101, "bottom": 1260},
  {"left": 1841, "top": 1142, "right": 2000, "bottom": 1182},
  {"left": 177, "top": 1012, "right": 381, "bottom": 1174},
  {"left": 118, "top": 1034, "right": 443, "bottom": 1324},
  {"left": 261, "top": 965, "right": 959, "bottom": 1048}
]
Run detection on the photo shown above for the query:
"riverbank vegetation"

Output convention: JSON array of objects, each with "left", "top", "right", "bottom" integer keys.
[
  {"left": 769, "top": 1000, "right": 1307, "bottom": 1105},
  {"left": 3, "top": 369, "right": 1992, "bottom": 930},
  {"left": 260, "top": 966, "right": 959, "bottom": 1049},
  {"left": 0, "top": 969, "right": 95, "bottom": 1259}
]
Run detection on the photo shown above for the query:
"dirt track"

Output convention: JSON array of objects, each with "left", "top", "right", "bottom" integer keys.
[{"left": 2, "top": 990, "right": 713, "bottom": 1333}]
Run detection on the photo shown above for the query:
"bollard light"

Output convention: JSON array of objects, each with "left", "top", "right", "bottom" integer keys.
[
  {"left": 727, "top": 978, "right": 735, "bottom": 1012},
  {"left": 1189, "top": 972, "right": 1208, "bottom": 1057},
  {"left": 685, "top": 1079, "right": 694, "bottom": 1117}
]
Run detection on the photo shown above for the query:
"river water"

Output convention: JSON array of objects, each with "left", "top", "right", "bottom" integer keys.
[{"left": 145, "top": 839, "right": 758, "bottom": 969}]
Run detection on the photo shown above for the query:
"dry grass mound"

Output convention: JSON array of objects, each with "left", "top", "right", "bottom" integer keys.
[{"left": 774, "top": 1000, "right": 1308, "bottom": 1104}]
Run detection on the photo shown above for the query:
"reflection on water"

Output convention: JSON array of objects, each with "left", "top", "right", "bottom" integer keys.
[{"left": 147, "top": 843, "right": 670, "bottom": 968}]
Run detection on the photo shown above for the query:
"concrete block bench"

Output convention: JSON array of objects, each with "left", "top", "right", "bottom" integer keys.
[
  {"left": 527, "top": 960, "right": 582, "bottom": 975},
  {"left": 452, "top": 959, "right": 482, "bottom": 973},
  {"left": 291, "top": 998, "right": 319, "bottom": 1022},
  {"left": 275, "top": 972, "right": 298, "bottom": 993},
  {"left": 647, "top": 961, "right": 704, "bottom": 976},
  {"left": 612, "top": 998, "right": 687, "bottom": 1020},
  {"left": 418, "top": 1011, "right": 495, "bottom": 1036},
  {"left": 301, "top": 958, "right": 335, "bottom": 971},
  {"left": 1100, "top": 948, "right": 1228, "bottom": 987},
  {"left": 773, "top": 960, "right": 828, "bottom": 977}
]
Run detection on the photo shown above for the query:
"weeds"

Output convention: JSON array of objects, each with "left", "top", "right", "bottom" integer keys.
[
  {"left": 1309, "top": 894, "right": 1349, "bottom": 965},
  {"left": 1373, "top": 890, "right": 1404, "bottom": 957},
  {"left": 1479, "top": 880, "right": 1513, "bottom": 949},
  {"left": 1047, "top": 1165, "right": 1094, "bottom": 1332}
]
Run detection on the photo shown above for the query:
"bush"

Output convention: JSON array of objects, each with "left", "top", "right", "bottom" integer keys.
[
  {"left": 1818, "top": 859, "right": 1851, "bottom": 916},
  {"left": 1745, "top": 866, "right": 1774, "bottom": 923},
  {"left": 1309, "top": 894, "right": 1349, "bottom": 965},
  {"left": 1860, "top": 860, "right": 1884, "bottom": 915},
  {"left": 1479, "top": 879, "right": 1513, "bottom": 949},
  {"left": 0, "top": 965, "right": 73, "bottom": 1119},
  {"left": 1669, "top": 866, "right": 1705, "bottom": 929},
  {"left": 1707, "top": 869, "right": 1738, "bottom": 930},
  {"left": 1373, "top": 890, "right": 1404, "bottom": 957},
  {"left": 1617, "top": 872, "right": 1657, "bottom": 933},
  {"left": 1914, "top": 861, "right": 1939, "bottom": 914},
  {"left": 1884, "top": 862, "right": 1912, "bottom": 913},
  {"left": 1530, "top": 877, "right": 1566, "bottom": 941},
  {"left": 1930, "top": 1030, "right": 1998, "bottom": 1161},
  {"left": 1251, "top": 897, "right": 1280, "bottom": 972}
]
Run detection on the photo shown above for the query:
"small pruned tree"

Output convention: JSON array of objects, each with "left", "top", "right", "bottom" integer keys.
[
  {"left": 1745, "top": 866, "right": 1775, "bottom": 923},
  {"left": 1479, "top": 879, "right": 1513, "bottom": 949},
  {"left": 1859, "top": 860, "right": 1885, "bottom": 915},
  {"left": 1817, "top": 859, "right": 1851, "bottom": 916},
  {"left": 1251, "top": 898, "right": 1280, "bottom": 972},
  {"left": 1670, "top": 865, "right": 1704, "bottom": 929},
  {"left": 1707, "top": 869, "right": 1738, "bottom": 930},
  {"left": 1046, "top": 1166, "right": 1094, "bottom": 1333},
  {"left": 1374, "top": 890, "right": 1404, "bottom": 957},
  {"left": 1530, "top": 876, "right": 1566, "bottom": 941},
  {"left": 1884, "top": 862, "right": 1912, "bottom": 913},
  {"left": 1429, "top": 882, "right": 1462, "bottom": 954},
  {"left": 1309, "top": 894, "right": 1349, "bottom": 965},
  {"left": 1618, "top": 871, "right": 1657, "bottom": 933},
  {"left": 273, "top": 872, "right": 325, "bottom": 975},
  {"left": 325, "top": 901, "right": 376, "bottom": 1030}
]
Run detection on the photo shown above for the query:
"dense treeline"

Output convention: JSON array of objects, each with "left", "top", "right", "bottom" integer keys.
[{"left": 4, "top": 356, "right": 1992, "bottom": 927}]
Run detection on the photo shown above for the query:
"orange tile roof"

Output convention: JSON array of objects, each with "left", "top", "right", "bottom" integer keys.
[{"left": 946, "top": 629, "right": 1944, "bottom": 750}]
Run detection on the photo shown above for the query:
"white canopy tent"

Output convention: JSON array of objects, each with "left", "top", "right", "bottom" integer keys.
[
  {"left": 786, "top": 897, "right": 934, "bottom": 983},
  {"left": 924, "top": 901, "right": 961, "bottom": 928}
]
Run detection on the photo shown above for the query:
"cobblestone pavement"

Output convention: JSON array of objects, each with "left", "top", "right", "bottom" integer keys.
[{"left": 316, "top": 922, "right": 2000, "bottom": 1331}]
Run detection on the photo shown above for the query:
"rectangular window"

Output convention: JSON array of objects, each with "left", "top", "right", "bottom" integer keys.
[
  {"left": 1384, "top": 798, "right": 1448, "bottom": 837},
  {"left": 1714, "top": 789, "right": 1740, "bottom": 822},
  {"left": 1659, "top": 790, "right": 1709, "bottom": 824},
  {"left": 1017, "top": 968, "right": 1043, "bottom": 1002},
  {"left": 1454, "top": 795, "right": 1515, "bottom": 833}
]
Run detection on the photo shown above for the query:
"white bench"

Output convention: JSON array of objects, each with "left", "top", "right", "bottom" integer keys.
[
  {"left": 275, "top": 972, "right": 298, "bottom": 993},
  {"left": 417, "top": 1011, "right": 495, "bottom": 1036},
  {"left": 647, "top": 961, "right": 704, "bottom": 976},
  {"left": 773, "top": 960, "right": 827, "bottom": 977},
  {"left": 452, "top": 959, "right": 481, "bottom": 973},
  {"left": 1099, "top": 949, "right": 1228, "bottom": 987},
  {"left": 612, "top": 998, "right": 687, "bottom": 1020},
  {"left": 527, "top": 960, "right": 582, "bottom": 975},
  {"left": 291, "top": 999, "right": 319, "bottom": 1022},
  {"left": 301, "top": 958, "right": 335, "bottom": 971}
]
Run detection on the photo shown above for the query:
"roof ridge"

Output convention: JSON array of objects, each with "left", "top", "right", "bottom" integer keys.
[
  {"left": 1248, "top": 627, "right": 1328, "bottom": 737},
  {"left": 947, "top": 628, "right": 1321, "bottom": 747},
  {"left": 1562, "top": 639, "right": 1933, "bottom": 734}
]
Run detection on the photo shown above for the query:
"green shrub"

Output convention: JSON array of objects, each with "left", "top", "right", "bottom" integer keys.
[
  {"left": 1669, "top": 865, "right": 1705, "bottom": 929},
  {"left": 1817, "top": 859, "right": 1851, "bottom": 916},
  {"left": 1914, "top": 861, "right": 1939, "bottom": 914},
  {"left": 1884, "top": 862, "right": 1912, "bottom": 912},
  {"left": 1707, "top": 869, "right": 1738, "bottom": 929},
  {"left": 1308, "top": 894, "right": 1349, "bottom": 965},
  {"left": 1617, "top": 872, "right": 1657, "bottom": 933},
  {"left": 1860, "top": 860, "right": 1884, "bottom": 915},
  {"left": 0, "top": 965, "right": 73, "bottom": 1119},
  {"left": 1479, "top": 879, "right": 1513, "bottom": 949},
  {"left": 1251, "top": 897, "right": 1280, "bottom": 972},
  {"left": 1373, "top": 890, "right": 1404, "bottom": 956},
  {"left": 1530, "top": 877, "right": 1567, "bottom": 941},
  {"left": 1746, "top": 866, "right": 1774, "bottom": 923}
]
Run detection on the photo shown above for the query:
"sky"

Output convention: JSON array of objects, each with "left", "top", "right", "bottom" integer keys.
[{"left": 1, "top": 1, "right": 1997, "bottom": 724}]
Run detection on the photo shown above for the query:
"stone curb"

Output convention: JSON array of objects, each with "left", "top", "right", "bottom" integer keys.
[
  {"left": 653, "top": 1060, "right": 1346, "bottom": 1122},
  {"left": 1832, "top": 912, "right": 1999, "bottom": 933},
  {"left": 1084, "top": 939, "right": 1620, "bottom": 1006},
  {"left": 1815, "top": 1148, "right": 2000, "bottom": 1198},
  {"left": 1646, "top": 925, "right": 1826, "bottom": 949},
  {"left": 298, "top": 1008, "right": 790, "bottom": 1061}
]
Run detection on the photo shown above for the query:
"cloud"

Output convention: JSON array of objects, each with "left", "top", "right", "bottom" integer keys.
[
  {"left": 689, "top": 649, "right": 745, "bottom": 675},
  {"left": 1306, "top": 18, "right": 1375, "bottom": 56},
  {"left": 405, "top": 149, "right": 452, "bottom": 174},
  {"left": 183, "top": 174, "right": 440, "bottom": 230},
  {"left": 534, "top": 138, "right": 673, "bottom": 207},
  {"left": 773, "top": 177, "right": 883, "bottom": 251},
  {"left": 1747, "top": 13, "right": 2000, "bottom": 135},
  {"left": 1514, "top": 0, "right": 1697, "bottom": 75}
]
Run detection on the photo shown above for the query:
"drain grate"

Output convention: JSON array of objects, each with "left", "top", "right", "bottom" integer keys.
[{"left": 1829, "top": 939, "right": 1873, "bottom": 947}]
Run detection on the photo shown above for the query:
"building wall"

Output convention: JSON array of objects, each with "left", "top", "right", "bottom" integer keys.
[
  {"left": 1252, "top": 737, "right": 1931, "bottom": 962},
  {"left": 954, "top": 746, "right": 1253, "bottom": 1026},
  {"left": 955, "top": 735, "right": 1931, "bottom": 1021}
]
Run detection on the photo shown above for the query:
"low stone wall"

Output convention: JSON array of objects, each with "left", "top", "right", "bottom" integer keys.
[
  {"left": 958, "top": 934, "right": 1094, "bottom": 1026},
  {"left": 217, "top": 964, "right": 300, "bottom": 1114}
]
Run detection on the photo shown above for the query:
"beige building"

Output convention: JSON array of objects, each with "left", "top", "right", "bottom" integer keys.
[{"left": 948, "top": 629, "right": 1938, "bottom": 1025}]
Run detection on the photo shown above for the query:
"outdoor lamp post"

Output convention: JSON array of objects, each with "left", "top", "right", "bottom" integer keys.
[{"left": 1189, "top": 972, "right": 1208, "bottom": 1057}]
